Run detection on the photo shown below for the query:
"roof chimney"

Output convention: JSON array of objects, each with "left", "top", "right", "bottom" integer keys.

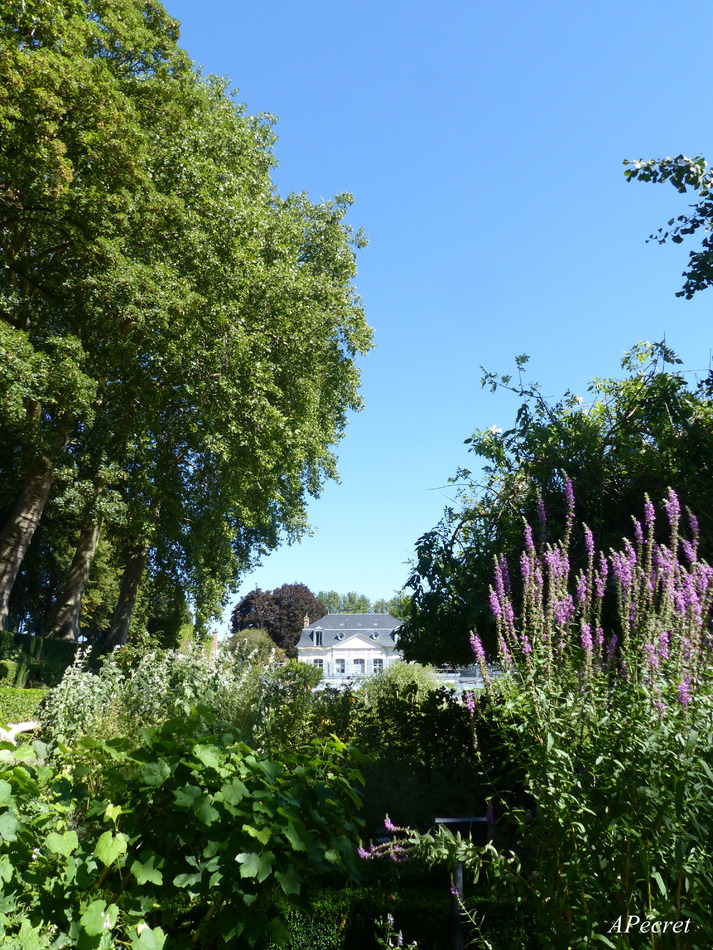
[{"left": 303, "top": 614, "right": 310, "bottom": 628}]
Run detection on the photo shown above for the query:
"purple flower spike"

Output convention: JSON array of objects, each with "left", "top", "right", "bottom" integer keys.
[
  {"left": 524, "top": 523, "right": 535, "bottom": 554},
  {"left": 488, "top": 589, "right": 502, "bottom": 619},
  {"left": 384, "top": 816, "right": 396, "bottom": 832},
  {"left": 537, "top": 497, "right": 547, "bottom": 533},
  {"left": 470, "top": 634, "right": 487, "bottom": 664},
  {"left": 464, "top": 691, "right": 475, "bottom": 713},
  {"left": 644, "top": 497, "right": 656, "bottom": 531},
  {"left": 564, "top": 477, "right": 575, "bottom": 526},
  {"left": 584, "top": 526, "right": 595, "bottom": 559},
  {"left": 521, "top": 635, "right": 533, "bottom": 656},
  {"left": 677, "top": 677, "right": 692, "bottom": 708},
  {"left": 580, "top": 623, "right": 593, "bottom": 655},
  {"left": 664, "top": 488, "right": 681, "bottom": 530}
]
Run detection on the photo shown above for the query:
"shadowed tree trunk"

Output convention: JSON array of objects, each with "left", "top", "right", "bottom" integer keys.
[
  {"left": 46, "top": 516, "right": 103, "bottom": 641},
  {"left": 0, "top": 466, "right": 55, "bottom": 630},
  {"left": 101, "top": 542, "right": 149, "bottom": 650}
]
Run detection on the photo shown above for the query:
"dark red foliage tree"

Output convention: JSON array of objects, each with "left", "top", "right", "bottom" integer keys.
[{"left": 230, "top": 583, "right": 327, "bottom": 657}]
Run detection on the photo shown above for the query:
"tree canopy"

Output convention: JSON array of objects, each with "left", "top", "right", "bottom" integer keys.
[
  {"left": 0, "top": 0, "right": 372, "bottom": 644},
  {"left": 625, "top": 153, "right": 713, "bottom": 298},
  {"left": 230, "top": 584, "right": 327, "bottom": 657},
  {"left": 401, "top": 342, "right": 713, "bottom": 666}
]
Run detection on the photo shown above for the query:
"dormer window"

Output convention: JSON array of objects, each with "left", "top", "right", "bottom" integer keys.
[
  {"left": 371, "top": 632, "right": 381, "bottom": 640},
  {"left": 314, "top": 628, "right": 323, "bottom": 647}
]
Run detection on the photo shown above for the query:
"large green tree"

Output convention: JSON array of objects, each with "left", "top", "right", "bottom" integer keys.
[
  {"left": 401, "top": 342, "right": 713, "bottom": 665},
  {"left": 625, "top": 153, "right": 713, "bottom": 298},
  {"left": 0, "top": 0, "right": 372, "bottom": 641}
]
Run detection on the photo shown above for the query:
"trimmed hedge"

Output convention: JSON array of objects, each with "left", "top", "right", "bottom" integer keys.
[
  {"left": 0, "top": 631, "right": 78, "bottom": 687},
  {"left": 0, "top": 687, "right": 47, "bottom": 725}
]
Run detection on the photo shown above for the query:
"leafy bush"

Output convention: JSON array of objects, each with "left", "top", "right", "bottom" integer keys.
[
  {"left": 0, "top": 631, "right": 78, "bottom": 687},
  {"left": 0, "top": 710, "right": 364, "bottom": 948},
  {"left": 40, "top": 644, "right": 267, "bottom": 748}
]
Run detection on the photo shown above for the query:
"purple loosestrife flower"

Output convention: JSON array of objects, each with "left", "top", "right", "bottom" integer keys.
[
  {"left": 463, "top": 691, "right": 475, "bottom": 713},
  {"left": 678, "top": 676, "right": 692, "bottom": 708},
  {"left": 498, "top": 636, "right": 513, "bottom": 667},
  {"left": 488, "top": 589, "right": 502, "bottom": 619},
  {"left": 524, "top": 523, "right": 535, "bottom": 554},
  {"left": 576, "top": 572, "right": 588, "bottom": 606},
  {"left": 520, "top": 551, "right": 531, "bottom": 582},
  {"left": 682, "top": 540, "right": 696, "bottom": 564},
  {"left": 537, "top": 495, "right": 547, "bottom": 531},
  {"left": 607, "top": 634, "right": 618, "bottom": 658},
  {"left": 644, "top": 497, "right": 656, "bottom": 531},
  {"left": 585, "top": 525, "right": 595, "bottom": 560},
  {"left": 470, "top": 634, "right": 486, "bottom": 664},
  {"left": 580, "top": 623, "right": 593, "bottom": 655},
  {"left": 643, "top": 643, "right": 658, "bottom": 669},
  {"left": 664, "top": 488, "right": 681, "bottom": 531},
  {"left": 554, "top": 596, "right": 575, "bottom": 626},
  {"left": 384, "top": 816, "right": 396, "bottom": 832},
  {"left": 357, "top": 845, "right": 373, "bottom": 860},
  {"left": 657, "top": 630, "right": 670, "bottom": 661},
  {"left": 634, "top": 520, "right": 644, "bottom": 546},
  {"left": 521, "top": 634, "right": 533, "bottom": 656},
  {"left": 564, "top": 477, "right": 575, "bottom": 527}
]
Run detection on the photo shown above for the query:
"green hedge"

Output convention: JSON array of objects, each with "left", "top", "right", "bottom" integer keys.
[
  {"left": 0, "top": 631, "right": 78, "bottom": 687},
  {"left": 0, "top": 687, "right": 47, "bottom": 726}
]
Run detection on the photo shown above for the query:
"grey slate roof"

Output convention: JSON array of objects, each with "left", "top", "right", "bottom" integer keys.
[{"left": 296, "top": 613, "right": 402, "bottom": 650}]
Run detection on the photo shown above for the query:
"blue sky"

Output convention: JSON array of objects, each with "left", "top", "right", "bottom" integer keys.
[{"left": 165, "top": 0, "right": 713, "bottom": 625}]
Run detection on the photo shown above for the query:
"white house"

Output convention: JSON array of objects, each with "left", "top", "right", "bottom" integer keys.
[{"left": 296, "top": 613, "right": 403, "bottom": 682}]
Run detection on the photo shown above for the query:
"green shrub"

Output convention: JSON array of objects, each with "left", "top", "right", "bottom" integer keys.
[
  {"left": 0, "top": 660, "right": 17, "bottom": 685},
  {"left": 0, "top": 709, "right": 365, "bottom": 948},
  {"left": 0, "top": 687, "right": 46, "bottom": 725}
]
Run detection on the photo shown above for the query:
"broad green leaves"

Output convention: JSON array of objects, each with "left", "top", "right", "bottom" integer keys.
[{"left": 0, "top": 709, "right": 363, "bottom": 946}]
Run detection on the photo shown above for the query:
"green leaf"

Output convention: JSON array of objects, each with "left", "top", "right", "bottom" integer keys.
[
  {"left": 284, "top": 820, "right": 309, "bottom": 852},
  {"left": 221, "top": 778, "right": 249, "bottom": 805},
  {"left": 46, "top": 829, "right": 79, "bottom": 856},
  {"left": 174, "top": 784, "right": 201, "bottom": 808},
  {"left": 236, "top": 850, "right": 275, "bottom": 882},
  {"left": 142, "top": 759, "right": 171, "bottom": 787},
  {"left": 130, "top": 923, "right": 167, "bottom": 949},
  {"left": 94, "top": 830, "right": 128, "bottom": 867},
  {"left": 0, "top": 780, "right": 12, "bottom": 806},
  {"left": 80, "top": 899, "right": 119, "bottom": 937},
  {"left": 242, "top": 823, "right": 271, "bottom": 845},
  {"left": 0, "top": 811, "right": 20, "bottom": 842},
  {"left": 275, "top": 864, "right": 302, "bottom": 895},
  {"left": 131, "top": 854, "right": 164, "bottom": 886},
  {"left": 192, "top": 744, "right": 223, "bottom": 769},
  {"left": 194, "top": 793, "right": 220, "bottom": 826}
]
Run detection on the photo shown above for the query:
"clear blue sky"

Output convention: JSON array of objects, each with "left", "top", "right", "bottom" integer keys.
[{"left": 165, "top": 0, "right": 713, "bottom": 626}]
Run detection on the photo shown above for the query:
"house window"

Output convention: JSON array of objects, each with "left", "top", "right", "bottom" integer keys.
[
  {"left": 353, "top": 658, "right": 365, "bottom": 675},
  {"left": 373, "top": 658, "right": 383, "bottom": 674},
  {"left": 313, "top": 659, "right": 323, "bottom": 669},
  {"left": 314, "top": 630, "right": 323, "bottom": 646},
  {"left": 335, "top": 658, "right": 346, "bottom": 674}
]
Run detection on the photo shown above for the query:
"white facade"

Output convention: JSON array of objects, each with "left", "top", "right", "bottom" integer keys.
[{"left": 296, "top": 613, "right": 403, "bottom": 683}]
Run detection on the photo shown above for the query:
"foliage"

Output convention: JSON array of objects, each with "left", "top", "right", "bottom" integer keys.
[
  {"left": 0, "top": 0, "right": 372, "bottom": 642},
  {"left": 0, "top": 688, "right": 46, "bottom": 726},
  {"left": 402, "top": 342, "right": 713, "bottom": 665},
  {"left": 231, "top": 584, "right": 327, "bottom": 656},
  {"left": 0, "top": 631, "right": 77, "bottom": 687},
  {"left": 0, "top": 712, "right": 364, "bottom": 947},
  {"left": 226, "top": 627, "right": 287, "bottom": 665},
  {"left": 406, "top": 489, "right": 713, "bottom": 948},
  {"left": 317, "top": 592, "right": 411, "bottom": 620},
  {"left": 360, "top": 661, "right": 439, "bottom": 704},
  {"left": 624, "top": 154, "right": 713, "bottom": 298},
  {"left": 40, "top": 645, "right": 267, "bottom": 750}
]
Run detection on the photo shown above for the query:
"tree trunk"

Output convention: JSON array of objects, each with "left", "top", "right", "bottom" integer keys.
[
  {"left": 46, "top": 517, "right": 103, "bottom": 642},
  {"left": 0, "top": 467, "right": 55, "bottom": 630},
  {"left": 101, "top": 542, "right": 149, "bottom": 650}
]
